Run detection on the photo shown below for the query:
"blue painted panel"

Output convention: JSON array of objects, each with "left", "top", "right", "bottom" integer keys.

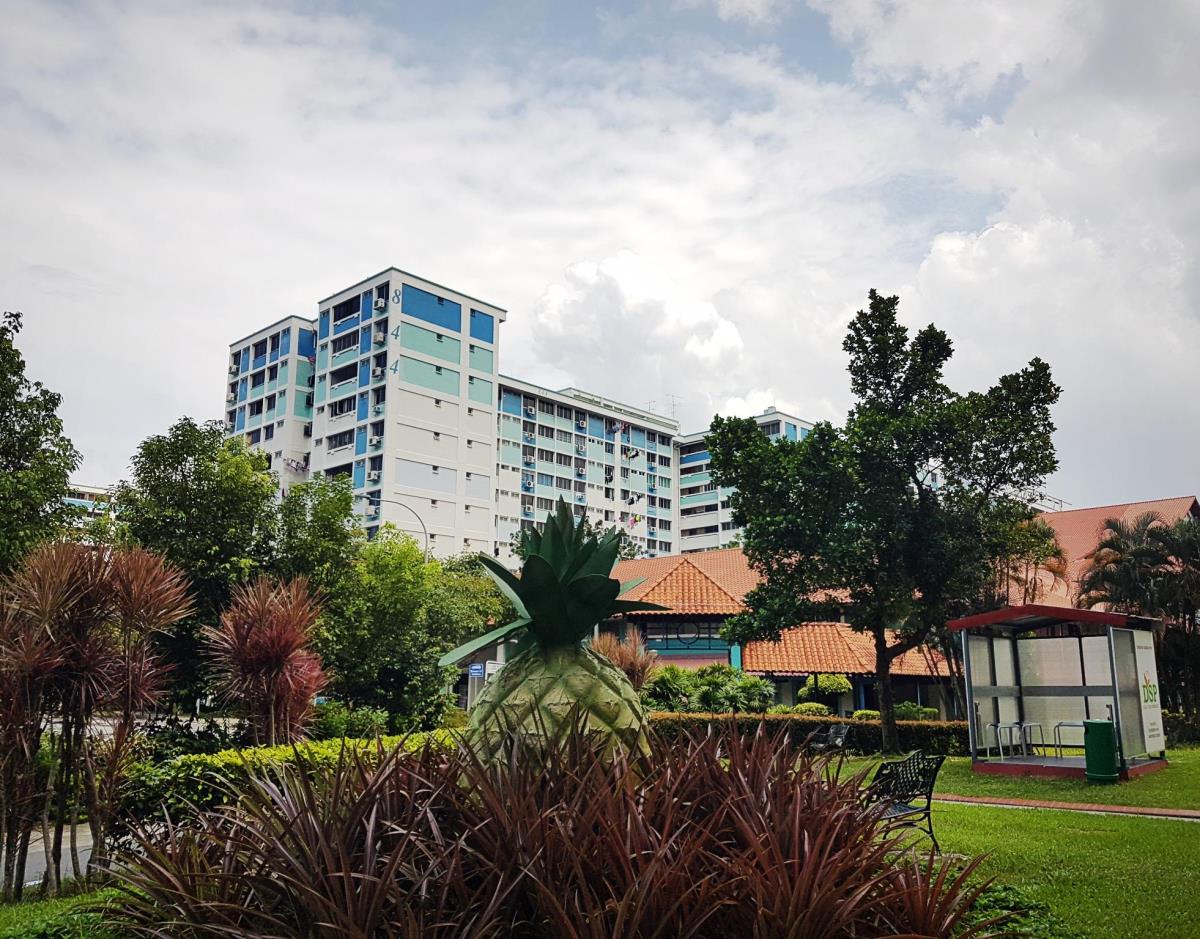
[
  {"left": 800, "top": 427, "right": 810, "bottom": 441},
  {"left": 358, "top": 360, "right": 370, "bottom": 387},
  {"left": 252, "top": 354, "right": 266, "bottom": 370},
  {"left": 401, "top": 284, "right": 461, "bottom": 332},
  {"left": 333, "top": 313, "right": 360, "bottom": 336},
  {"left": 269, "top": 346, "right": 279, "bottom": 363},
  {"left": 238, "top": 378, "right": 247, "bottom": 402},
  {"left": 318, "top": 311, "right": 330, "bottom": 340},
  {"left": 359, "top": 327, "right": 371, "bottom": 354},
  {"left": 500, "top": 389, "right": 522, "bottom": 416},
  {"left": 729, "top": 644, "right": 742, "bottom": 669},
  {"left": 352, "top": 460, "right": 366, "bottom": 489},
  {"left": 631, "top": 428, "right": 646, "bottom": 448},
  {"left": 280, "top": 329, "right": 291, "bottom": 356},
  {"left": 469, "top": 309, "right": 494, "bottom": 343},
  {"left": 588, "top": 415, "right": 605, "bottom": 437},
  {"left": 785, "top": 422, "right": 797, "bottom": 441},
  {"left": 357, "top": 393, "right": 368, "bottom": 421},
  {"left": 680, "top": 450, "right": 710, "bottom": 465},
  {"left": 299, "top": 328, "right": 316, "bottom": 358},
  {"left": 355, "top": 426, "right": 367, "bottom": 456},
  {"left": 235, "top": 408, "right": 245, "bottom": 431},
  {"left": 360, "top": 292, "right": 372, "bottom": 320},
  {"left": 240, "top": 347, "right": 250, "bottom": 374}
]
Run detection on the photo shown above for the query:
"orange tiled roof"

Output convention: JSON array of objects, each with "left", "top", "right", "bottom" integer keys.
[
  {"left": 1038, "top": 496, "right": 1200, "bottom": 606},
  {"left": 742, "top": 622, "right": 949, "bottom": 678},
  {"left": 633, "top": 560, "right": 745, "bottom": 615}
]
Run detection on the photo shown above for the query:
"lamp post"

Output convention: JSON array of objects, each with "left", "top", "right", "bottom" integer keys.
[{"left": 354, "top": 494, "right": 430, "bottom": 560}]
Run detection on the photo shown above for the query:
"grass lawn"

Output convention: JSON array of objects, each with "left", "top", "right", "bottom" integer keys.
[
  {"left": 0, "top": 888, "right": 121, "bottom": 938},
  {"left": 844, "top": 745, "right": 1200, "bottom": 810},
  {"left": 937, "top": 803, "right": 1198, "bottom": 938}
]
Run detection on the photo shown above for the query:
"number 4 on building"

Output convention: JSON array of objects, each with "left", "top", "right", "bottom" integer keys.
[{"left": 390, "top": 361, "right": 400, "bottom": 375}]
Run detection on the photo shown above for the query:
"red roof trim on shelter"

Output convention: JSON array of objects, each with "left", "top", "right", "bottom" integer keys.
[{"left": 947, "top": 604, "right": 1159, "bottom": 632}]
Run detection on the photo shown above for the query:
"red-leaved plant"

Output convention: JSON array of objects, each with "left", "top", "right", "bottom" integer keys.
[
  {"left": 108, "top": 723, "right": 1009, "bottom": 938},
  {"left": 203, "top": 577, "right": 325, "bottom": 746}
]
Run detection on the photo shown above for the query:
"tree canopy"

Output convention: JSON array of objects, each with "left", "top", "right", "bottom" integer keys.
[
  {"left": 315, "top": 532, "right": 509, "bottom": 729},
  {"left": 708, "top": 289, "right": 1061, "bottom": 750},
  {"left": 114, "top": 417, "right": 279, "bottom": 700},
  {"left": 0, "top": 311, "right": 80, "bottom": 572}
]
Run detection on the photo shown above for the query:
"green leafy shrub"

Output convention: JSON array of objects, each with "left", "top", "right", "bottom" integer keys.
[
  {"left": 1164, "top": 711, "right": 1200, "bottom": 745},
  {"left": 440, "top": 707, "right": 469, "bottom": 729},
  {"left": 648, "top": 712, "right": 970, "bottom": 755},
  {"left": 794, "top": 702, "right": 833, "bottom": 717},
  {"left": 310, "top": 701, "right": 391, "bottom": 740},
  {"left": 893, "top": 701, "right": 940, "bottom": 722},
  {"left": 852, "top": 709, "right": 881, "bottom": 721},
  {"left": 736, "top": 675, "right": 776, "bottom": 713},
  {"left": 122, "top": 732, "right": 441, "bottom": 821},
  {"left": 796, "top": 673, "right": 853, "bottom": 701},
  {"left": 642, "top": 664, "right": 695, "bottom": 711}
]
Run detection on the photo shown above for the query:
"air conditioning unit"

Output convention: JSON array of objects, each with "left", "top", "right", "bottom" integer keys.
[
  {"left": 371, "top": 367, "right": 384, "bottom": 379},
  {"left": 367, "top": 470, "right": 381, "bottom": 482},
  {"left": 224, "top": 422, "right": 235, "bottom": 432},
  {"left": 228, "top": 364, "right": 238, "bottom": 376},
  {"left": 522, "top": 505, "right": 534, "bottom": 517},
  {"left": 366, "top": 505, "right": 381, "bottom": 518},
  {"left": 522, "top": 457, "right": 534, "bottom": 467},
  {"left": 575, "top": 467, "right": 585, "bottom": 477},
  {"left": 373, "top": 330, "right": 386, "bottom": 346},
  {"left": 373, "top": 297, "right": 386, "bottom": 311},
  {"left": 524, "top": 406, "right": 535, "bottom": 417},
  {"left": 575, "top": 444, "right": 586, "bottom": 454},
  {"left": 575, "top": 493, "right": 585, "bottom": 503},
  {"left": 373, "top": 404, "right": 384, "bottom": 415},
  {"left": 576, "top": 419, "right": 586, "bottom": 429},
  {"left": 648, "top": 527, "right": 658, "bottom": 537},
  {"left": 369, "top": 435, "right": 382, "bottom": 447},
  {"left": 225, "top": 392, "right": 236, "bottom": 403}
]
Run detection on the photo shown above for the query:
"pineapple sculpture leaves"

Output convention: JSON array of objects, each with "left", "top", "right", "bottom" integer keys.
[{"left": 440, "top": 498, "right": 663, "bottom": 759}]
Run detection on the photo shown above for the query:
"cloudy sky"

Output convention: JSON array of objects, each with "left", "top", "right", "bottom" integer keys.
[{"left": 3, "top": 0, "right": 1198, "bottom": 507}]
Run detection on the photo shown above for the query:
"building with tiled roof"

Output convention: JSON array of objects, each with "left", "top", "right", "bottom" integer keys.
[
  {"left": 1037, "top": 496, "right": 1200, "bottom": 607},
  {"left": 611, "top": 548, "right": 950, "bottom": 715}
]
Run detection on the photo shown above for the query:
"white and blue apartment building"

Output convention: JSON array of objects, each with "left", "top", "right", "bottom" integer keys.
[
  {"left": 224, "top": 267, "right": 814, "bottom": 564},
  {"left": 225, "top": 315, "right": 318, "bottom": 494},
  {"left": 675, "top": 409, "right": 813, "bottom": 553}
]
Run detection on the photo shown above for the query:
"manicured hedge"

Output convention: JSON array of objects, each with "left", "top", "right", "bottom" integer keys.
[
  {"left": 647, "top": 712, "right": 971, "bottom": 755},
  {"left": 1164, "top": 711, "right": 1200, "bottom": 745},
  {"left": 123, "top": 732, "right": 443, "bottom": 821}
]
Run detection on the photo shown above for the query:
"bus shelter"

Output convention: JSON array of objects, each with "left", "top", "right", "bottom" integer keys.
[{"left": 946, "top": 605, "right": 1168, "bottom": 779}]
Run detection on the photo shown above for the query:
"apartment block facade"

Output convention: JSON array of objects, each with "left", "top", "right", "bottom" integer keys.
[
  {"left": 223, "top": 268, "right": 816, "bottom": 564},
  {"left": 675, "top": 408, "right": 813, "bottom": 553},
  {"left": 225, "top": 315, "right": 318, "bottom": 493},
  {"left": 303, "top": 270, "right": 505, "bottom": 555},
  {"left": 495, "top": 377, "right": 679, "bottom": 565}
]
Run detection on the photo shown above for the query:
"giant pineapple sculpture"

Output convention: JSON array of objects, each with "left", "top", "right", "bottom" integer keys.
[{"left": 440, "top": 499, "right": 662, "bottom": 760}]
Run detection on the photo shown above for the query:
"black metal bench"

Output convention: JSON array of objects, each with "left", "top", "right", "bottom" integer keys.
[
  {"left": 864, "top": 750, "right": 946, "bottom": 851},
  {"left": 809, "top": 722, "right": 850, "bottom": 754}
]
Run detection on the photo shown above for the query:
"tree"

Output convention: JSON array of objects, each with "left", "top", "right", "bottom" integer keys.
[
  {"left": 708, "top": 290, "right": 1060, "bottom": 751},
  {"left": 203, "top": 577, "right": 326, "bottom": 746},
  {"left": 315, "top": 532, "right": 508, "bottom": 730},
  {"left": 1077, "top": 512, "right": 1166, "bottom": 612},
  {"left": 114, "top": 417, "right": 278, "bottom": 701},
  {"left": 509, "top": 513, "right": 642, "bottom": 562},
  {"left": 0, "top": 312, "right": 81, "bottom": 572},
  {"left": 273, "top": 475, "right": 363, "bottom": 592}
]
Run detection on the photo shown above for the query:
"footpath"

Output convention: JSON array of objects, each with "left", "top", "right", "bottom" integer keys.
[{"left": 936, "top": 793, "right": 1200, "bottom": 820}]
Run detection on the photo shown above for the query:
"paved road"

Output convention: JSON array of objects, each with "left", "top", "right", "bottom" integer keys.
[{"left": 21, "top": 827, "right": 93, "bottom": 887}]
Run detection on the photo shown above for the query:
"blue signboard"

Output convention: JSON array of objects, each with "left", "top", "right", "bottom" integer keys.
[{"left": 468, "top": 663, "right": 485, "bottom": 678}]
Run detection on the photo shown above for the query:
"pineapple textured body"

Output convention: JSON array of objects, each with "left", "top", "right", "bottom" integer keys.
[{"left": 468, "top": 644, "right": 649, "bottom": 760}]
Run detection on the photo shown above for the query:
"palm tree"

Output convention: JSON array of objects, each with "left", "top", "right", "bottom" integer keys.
[
  {"left": 1077, "top": 512, "right": 1168, "bottom": 613},
  {"left": 1150, "top": 517, "right": 1200, "bottom": 714}
]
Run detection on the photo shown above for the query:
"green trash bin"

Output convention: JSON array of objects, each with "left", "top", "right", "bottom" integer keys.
[{"left": 1084, "top": 719, "right": 1119, "bottom": 784}]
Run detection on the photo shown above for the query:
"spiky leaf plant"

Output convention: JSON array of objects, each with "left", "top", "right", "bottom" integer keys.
[{"left": 440, "top": 499, "right": 663, "bottom": 760}]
